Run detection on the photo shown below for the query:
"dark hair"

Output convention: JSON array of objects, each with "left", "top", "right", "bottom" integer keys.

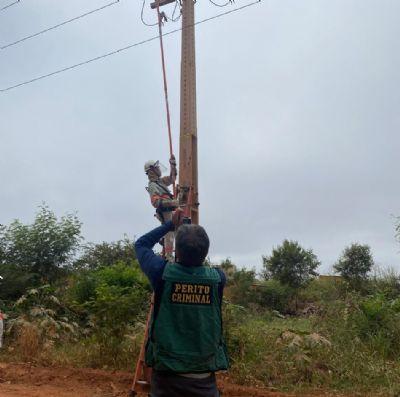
[{"left": 175, "top": 224, "right": 210, "bottom": 267}]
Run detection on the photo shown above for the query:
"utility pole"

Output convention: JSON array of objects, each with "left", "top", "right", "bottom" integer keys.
[
  {"left": 178, "top": 0, "right": 199, "bottom": 225},
  {"left": 150, "top": 0, "right": 199, "bottom": 225}
]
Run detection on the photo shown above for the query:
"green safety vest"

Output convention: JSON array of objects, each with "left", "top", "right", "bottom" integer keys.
[{"left": 145, "top": 262, "right": 229, "bottom": 373}]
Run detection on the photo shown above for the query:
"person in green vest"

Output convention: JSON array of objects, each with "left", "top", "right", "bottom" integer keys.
[{"left": 135, "top": 209, "right": 229, "bottom": 397}]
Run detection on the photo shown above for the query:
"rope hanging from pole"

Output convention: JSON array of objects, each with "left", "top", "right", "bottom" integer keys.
[
  {"left": 156, "top": 3, "right": 176, "bottom": 199},
  {"left": 131, "top": 14, "right": 177, "bottom": 395}
]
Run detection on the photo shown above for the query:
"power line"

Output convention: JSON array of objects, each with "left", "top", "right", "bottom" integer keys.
[
  {"left": 209, "top": 0, "right": 232, "bottom": 7},
  {"left": 1, "top": 0, "right": 120, "bottom": 50},
  {"left": 1, "top": 0, "right": 20, "bottom": 12},
  {"left": 0, "top": 0, "right": 261, "bottom": 93},
  {"left": 169, "top": 0, "right": 182, "bottom": 23},
  {"left": 140, "top": 0, "right": 158, "bottom": 26}
]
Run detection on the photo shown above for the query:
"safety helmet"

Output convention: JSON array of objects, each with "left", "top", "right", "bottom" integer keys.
[{"left": 144, "top": 160, "right": 159, "bottom": 173}]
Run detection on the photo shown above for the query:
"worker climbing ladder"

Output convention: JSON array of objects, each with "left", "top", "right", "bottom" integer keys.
[
  {"left": 130, "top": 0, "right": 260, "bottom": 394},
  {"left": 130, "top": 0, "right": 198, "bottom": 394}
]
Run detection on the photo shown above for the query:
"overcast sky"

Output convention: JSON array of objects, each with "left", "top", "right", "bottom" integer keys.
[{"left": 1, "top": 0, "right": 399, "bottom": 274}]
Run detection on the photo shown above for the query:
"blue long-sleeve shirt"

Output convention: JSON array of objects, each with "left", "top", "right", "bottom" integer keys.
[{"left": 135, "top": 221, "right": 226, "bottom": 298}]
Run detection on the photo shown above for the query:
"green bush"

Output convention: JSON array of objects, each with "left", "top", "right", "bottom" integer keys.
[
  {"left": 3, "top": 285, "right": 81, "bottom": 362},
  {"left": 67, "top": 261, "right": 150, "bottom": 364},
  {"left": 73, "top": 238, "right": 136, "bottom": 271},
  {"left": 69, "top": 260, "right": 150, "bottom": 324},
  {"left": 257, "top": 279, "right": 294, "bottom": 313},
  {"left": 368, "top": 268, "right": 400, "bottom": 300},
  {"left": 352, "top": 293, "right": 400, "bottom": 358},
  {"left": 227, "top": 268, "right": 258, "bottom": 307},
  {"left": 0, "top": 205, "right": 81, "bottom": 301},
  {"left": 263, "top": 240, "right": 319, "bottom": 289},
  {"left": 334, "top": 243, "right": 374, "bottom": 289},
  {"left": 298, "top": 277, "right": 345, "bottom": 307}
]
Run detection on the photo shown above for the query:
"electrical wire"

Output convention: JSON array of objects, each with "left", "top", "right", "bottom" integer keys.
[
  {"left": 169, "top": 0, "right": 182, "bottom": 22},
  {"left": 140, "top": 0, "right": 158, "bottom": 26},
  {"left": 1, "top": 0, "right": 120, "bottom": 50},
  {"left": 209, "top": 0, "right": 232, "bottom": 7},
  {"left": 0, "top": 0, "right": 261, "bottom": 93},
  {"left": 1, "top": 0, "right": 20, "bottom": 12}
]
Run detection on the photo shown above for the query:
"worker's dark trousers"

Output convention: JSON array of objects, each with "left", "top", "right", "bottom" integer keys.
[{"left": 150, "top": 371, "right": 220, "bottom": 397}]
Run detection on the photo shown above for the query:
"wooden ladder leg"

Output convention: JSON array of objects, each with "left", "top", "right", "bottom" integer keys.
[{"left": 130, "top": 297, "right": 154, "bottom": 396}]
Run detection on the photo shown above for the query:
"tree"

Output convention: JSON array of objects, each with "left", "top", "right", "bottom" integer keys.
[
  {"left": 219, "top": 258, "right": 237, "bottom": 282},
  {"left": 229, "top": 268, "right": 257, "bottom": 306},
  {"left": 73, "top": 238, "right": 136, "bottom": 271},
  {"left": 0, "top": 263, "right": 36, "bottom": 301},
  {"left": 0, "top": 205, "right": 81, "bottom": 298},
  {"left": 334, "top": 243, "right": 374, "bottom": 286},
  {"left": 263, "top": 240, "right": 320, "bottom": 289}
]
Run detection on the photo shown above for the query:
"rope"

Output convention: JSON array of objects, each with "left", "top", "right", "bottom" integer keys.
[{"left": 156, "top": 3, "right": 176, "bottom": 198}]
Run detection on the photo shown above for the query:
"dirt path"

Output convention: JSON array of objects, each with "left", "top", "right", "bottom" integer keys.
[
  {"left": 0, "top": 362, "right": 357, "bottom": 397},
  {"left": 0, "top": 362, "right": 294, "bottom": 397}
]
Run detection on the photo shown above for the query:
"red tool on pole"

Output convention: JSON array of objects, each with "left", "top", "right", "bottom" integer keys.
[
  {"left": 130, "top": 4, "right": 176, "bottom": 396},
  {"left": 156, "top": 2, "right": 177, "bottom": 199}
]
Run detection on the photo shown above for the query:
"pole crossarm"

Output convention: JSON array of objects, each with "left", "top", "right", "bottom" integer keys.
[{"left": 150, "top": 0, "right": 175, "bottom": 9}]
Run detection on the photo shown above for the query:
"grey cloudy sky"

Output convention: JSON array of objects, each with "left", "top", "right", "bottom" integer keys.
[{"left": 1, "top": 0, "right": 399, "bottom": 274}]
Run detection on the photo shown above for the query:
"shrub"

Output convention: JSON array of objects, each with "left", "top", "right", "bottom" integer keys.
[
  {"left": 368, "top": 267, "right": 400, "bottom": 300},
  {"left": 5, "top": 285, "right": 81, "bottom": 361},
  {"left": 68, "top": 261, "right": 150, "bottom": 363},
  {"left": 334, "top": 243, "right": 374, "bottom": 288},
  {"left": 226, "top": 268, "right": 258, "bottom": 307},
  {"left": 263, "top": 240, "right": 320, "bottom": 289},
  {"left": 257, "top": 279, "right": 294, "bottom": 313},
  {"left": 219, "top": 258, "right": 237, "bottom": 282},
  {"left": 352, "top": 293, "right": 400, "bottom": 358},
  {"left": 73, "top": 238, "right": 136, "bottom": 271},
  {"left": 0, "top": 205, "right": 81, "bottom": 300}
]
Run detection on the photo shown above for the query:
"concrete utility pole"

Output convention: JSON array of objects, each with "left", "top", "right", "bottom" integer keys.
[{"left": 178, "top": 0, "right": 199, "bottom": 225}]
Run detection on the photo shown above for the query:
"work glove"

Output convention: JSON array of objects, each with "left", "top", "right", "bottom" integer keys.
[{"left": 169, "top": 155, "right": 177, "bottom": 167}]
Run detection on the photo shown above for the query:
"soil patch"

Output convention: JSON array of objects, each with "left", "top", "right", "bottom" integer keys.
[{"left": 0, "top": 363, "right": 358, "bottom": 397}]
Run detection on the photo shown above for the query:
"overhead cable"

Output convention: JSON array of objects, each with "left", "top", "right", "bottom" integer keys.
[
  {"left": 1, "top": 0, "right": 120, "bottom": 50},
  {"left": 169, "top": 0, "right": 182, "bottom": 22},
  {"left": 141, "top": 0, "right": 158, "bottom": 26},
  {"left": 0, "top": 0, "right": 261, "bottom": 93},
  {"left": 209, "top": 0, "right": 232, "bottom": 7},
  {"left": 1, "top": 0, "right": 20, "bottom": 12}
]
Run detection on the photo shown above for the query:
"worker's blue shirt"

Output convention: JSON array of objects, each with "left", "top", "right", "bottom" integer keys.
[{"left": 135, "top": 221, "right": 226, "bottom": 298}]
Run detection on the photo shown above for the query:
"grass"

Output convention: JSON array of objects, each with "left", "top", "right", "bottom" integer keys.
[
  {"left": 229, "top": 318, "right": 400, "bottom": 397},
  {"left": 224, "top": 305, "right": 400, "bottom": 396},
  {"left": 2, "top": 277, "right": 400, "bottom": 396}
]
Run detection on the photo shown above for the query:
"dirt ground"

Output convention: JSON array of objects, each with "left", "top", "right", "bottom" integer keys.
[{"left": 0, "top": 362, "right": 358, "bottom": 397}]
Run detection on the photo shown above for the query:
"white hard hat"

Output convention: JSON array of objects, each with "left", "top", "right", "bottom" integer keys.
[{"left": 144, "top": 160, "right": 159, "bottom": 173}]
